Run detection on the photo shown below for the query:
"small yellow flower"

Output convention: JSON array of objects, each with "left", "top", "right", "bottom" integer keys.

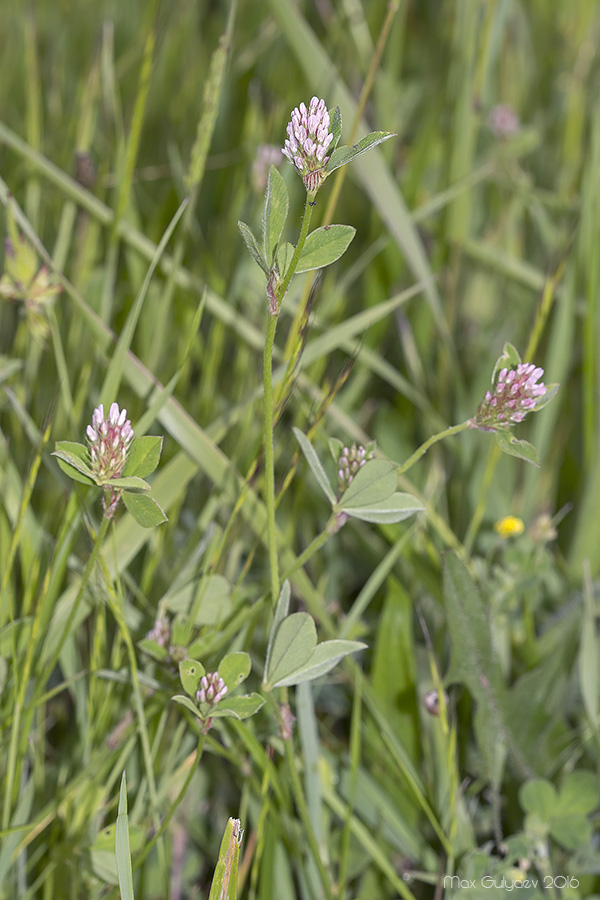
[{"left": 494, "top": 515, "right": 525, "bottom": 538}]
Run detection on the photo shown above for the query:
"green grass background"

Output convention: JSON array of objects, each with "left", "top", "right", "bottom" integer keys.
[{"left": 1, "top": 1, "right": 600, "bottom": 898}]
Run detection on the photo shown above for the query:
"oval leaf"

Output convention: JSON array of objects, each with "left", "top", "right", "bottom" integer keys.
[
  {"left": 179, "top": 658, "right": 205, "bottom": 698},
  {"left": 494, "top": 431, "right": 540, "bottom": 466},
  {"left": 123, "top": 435, "right": 163, "bottom": 477},
  {"left": 295, "top": 225, "right": 355, "bottom": 273},
  {"left": 264, "top": 612, "right": 316, "bottom": 689},
  {"left": 102, "top": 475, "right": 150, "bottom": 492},
  {"left": 292, "top": 428, "right": 336, "bottom": 504},
  {"left": 338, "top": 459, "right": 397, "bottom": 508},
  {"left": 265, "top": 581, "right": 291, "bottom": 676},
  {"left": 53, "top": 442, "right": 96, "bottom": 486},
  {"left": 277, "top": 241, "right": 295, "bottom": 279},
  {"left": 272, "top": 639, "right": 367, "bottom": 688},
  {"left": 263, "top": 165, "right": 289, "bottom": 267},
  {"left": 122, "top": 492, "right": 168, "bottom": 527},
  {"left": 218, "top": 651, "right": 251, "bottom": 691},
  {"left": 172, "top": 694, "right": 202, "bottom": 717},
  {"left": 209, "top": 693, "right": 265, "bottom": 720},
  {"left": 343, "top": 492, "right": 424, "bottom": 524}
]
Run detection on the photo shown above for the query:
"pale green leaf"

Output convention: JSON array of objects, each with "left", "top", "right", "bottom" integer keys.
[
  {"left": 324, "top": 131, "right": 396, "bottom": 174},
  {"left": 122, "top": 492, "right": 168, "bottom": 527},
  {"left": 295, "top": 224, "right": 355, "bottom": 273},
  {"left": 337, "top": 459, "right": 396, "bottom": 508},
  {"left": 264, "top": 612, "right": 316, "bottom": 689},
  {"left": 179, "top": 658, "right": 205, "bottom": 697},
  {"left": 265, "top": 581, "right": 291, "bottom": 677},
  {"left": 218, "top": 651, "right": 251, "bottom": 691},
  {"left": 209, "top": 693, "right": 265, "bottom": 720},
  {"left": 272, "top": 639, "right": 367, "bottom": 687},
  {"left": 172, "top": 694, "right": 201, "bottom": 717},
  {"left": 494, "top": 431, "right": 540, "bottom": 466},
  {"left": 342, "top": 492, "right": 424, "bottom": 524},
  {"left": 208, "top": 818, "right": 243, "bottom": 900},
  {"left": 293, "top": 428, "right": 336, "bottom": 504},
  {"left": 123, "top": 435, "right": 163, "bottom": 477},
  {"left": 263, "top": 165, "right": 289, "bottom": 266},
  {"left": 237, "top": 220, "right": 269, "bottom": 275},
  {"left": 115, "top": 773, "right": 135, "bottom": 900}
]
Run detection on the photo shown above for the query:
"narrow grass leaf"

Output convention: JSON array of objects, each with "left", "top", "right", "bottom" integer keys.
[
  {"left": 295, "top": 225, "right": 355, "bottom": 273},
  {"left": 208, "top": 817, "right": 243, "bottom": 900},
  {"left": 115, "top": 772, "right": 135, "bottom": 900}
]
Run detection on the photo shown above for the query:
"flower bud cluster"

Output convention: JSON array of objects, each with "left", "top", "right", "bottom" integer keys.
[
  {"left": 472, "top": 364, "right": 547, "bottom": 431},
  {"left": 337, "top": 443, "right": 373, "bottom": 497},
  {"left": 146, "top": 617, "right": 171, "bottom": 647},
  {"left": 196, "top": 672, "right": 228, "bottom": 707},
  {"left": 282, "top": 96, "right": 333, "bottom": 193},
  {"left": 86, "top": 403, "right": 134, "bottom": 480}
]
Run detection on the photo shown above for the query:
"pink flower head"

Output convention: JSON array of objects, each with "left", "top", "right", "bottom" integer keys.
[
  {"left": 473, "top": 363, "right": 547, "bottom": 431},
  {"left": 282, "top": 96, "right": 334, "bottom": 193},
  {"left": 86, "top": 402, "right": 134, "bottom": 480},
  {"left": 196, "top": 671, "right": 228, "bottom": 707}
]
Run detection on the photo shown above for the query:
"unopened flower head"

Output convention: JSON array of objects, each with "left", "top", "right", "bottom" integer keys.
[
  {"left": 146, "top": 617, "right": 171, "bottom": 648},
  {"left": 337, "top": 443, "right": 374, "bottom": 498},
  {"left": 196, "top": 671, "right": 228, "bottom": 707},
  {"left": 282, "top": 96, "right": 333, "bottom": 193},
  {"left": 472, "top": 363, "right": 547, "bottom": 431},
  {"left": 86, "top": 402, "right": 134, "bottom": 480},
  {"left": 488, "top": 103, "right": 520, "bottom": 139}
]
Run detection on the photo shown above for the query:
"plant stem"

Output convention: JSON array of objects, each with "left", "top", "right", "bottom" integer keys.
[
  {"left": 396, "top": 421, "right": 470, "bottom": 476},
  {"left": 282, "top": 525, "right": 332, "bottom": 581},
  {"left": 263, "top": 192, "right": 315, "bottom": 607}
]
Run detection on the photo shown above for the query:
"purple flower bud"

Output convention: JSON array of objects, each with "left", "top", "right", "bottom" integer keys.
[{"left": 196, "top": 671, "right": 228, "bottom": 707}]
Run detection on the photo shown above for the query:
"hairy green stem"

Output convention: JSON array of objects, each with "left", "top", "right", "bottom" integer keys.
[
  {"left": 396, "top": 421, "right": 470, "bottom": 476},
  {"left": 264, "top": 192, "right": 315, "bottom": 606}
]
